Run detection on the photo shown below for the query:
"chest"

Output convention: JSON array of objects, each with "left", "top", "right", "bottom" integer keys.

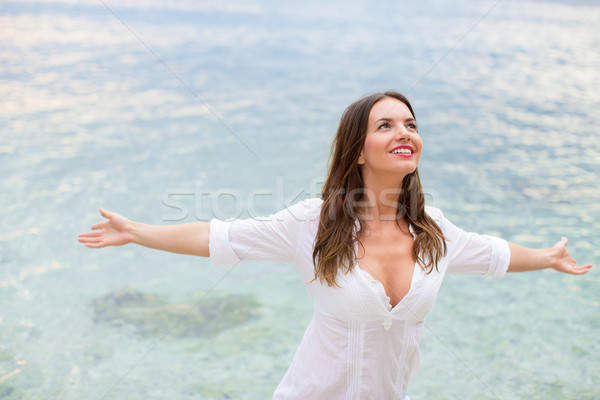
[
  {"left": 303, "top": 248, "right": 443, "bottom": 323},
  {"left": 356, "top": 227, "right": 416, "bottom": 308}
]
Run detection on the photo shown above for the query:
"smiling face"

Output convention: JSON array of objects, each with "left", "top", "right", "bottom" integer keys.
[{"left": 358, "top": 97, "right": 422, "bottom": 181}]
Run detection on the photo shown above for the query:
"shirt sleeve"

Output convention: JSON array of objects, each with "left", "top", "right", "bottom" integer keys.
[
  {"left": 208, "top": 199, "right": 317, "bottom": 266},
  {"left": 439, "top": 211, "right": 511, "bottom": 277}
]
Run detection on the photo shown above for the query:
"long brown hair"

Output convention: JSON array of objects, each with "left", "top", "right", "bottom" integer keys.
[{"left": 312, "top": 91, "right": 446, "bottom": 286}]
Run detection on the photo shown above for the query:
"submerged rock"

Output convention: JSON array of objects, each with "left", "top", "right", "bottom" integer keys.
[
  {"left": 0, "top": 385, "right": 15, "bottom": 399},
  {"left": 92, "top": 289, "right": 260, "bottom": 337}
]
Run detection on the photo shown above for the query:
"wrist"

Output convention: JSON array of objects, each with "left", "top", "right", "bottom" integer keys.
[
  {"left": 128, "top": 221, "right": 142, "bottom": 245},
  {"left": 542, "top": 247, "right": 557, "bottom": 270}
]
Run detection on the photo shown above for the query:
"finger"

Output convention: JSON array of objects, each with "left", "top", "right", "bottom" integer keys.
[
  {"left": 569, "top": 268, "right": 590, "bottom": 275},
  {"left": 79, "top": 235, "right": 102, "bottom": 242},
  {"left": 80, "top": 239, "right": 105, "bottom": 247},
  {"left": 556, "top": 237, "right": 568, "bottom": 249},
  {"left": 91, "top": 222, "right": 107, "bottom": 230},
  {"left": 85, "top": 241, "right": 105, "bottom": 248},
  {"left": 99, "top": 208, "right": 112, "bottom": 219},
  {"left": 78, "top": 231, "right": 102, "bottom": 238},
  {"left": 570, "top": 263, "right": 593, "bottom": 275},
  {"left": 572, "top": 262, "right": 592, "bottom": 269}
]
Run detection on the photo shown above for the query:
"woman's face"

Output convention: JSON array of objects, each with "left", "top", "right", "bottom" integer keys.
[{"left": 358, "top": 97, "right": 422, "bottom": 180}]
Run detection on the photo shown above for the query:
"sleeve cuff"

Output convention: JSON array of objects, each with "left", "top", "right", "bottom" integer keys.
[
  {"left": 209, "top": 219, "right": 241, "bottom": 266},
  {"left": 486, "top": 236, "right": 511, "bottom": 277}
]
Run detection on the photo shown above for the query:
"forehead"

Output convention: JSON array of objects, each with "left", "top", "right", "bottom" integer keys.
[{"left": 368, "top": 97, "right": 413, "bottom": 123}]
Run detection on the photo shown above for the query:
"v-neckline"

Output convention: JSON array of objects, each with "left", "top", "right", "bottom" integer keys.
[
  {"left": 353, "top": 219, "right": 418, "bottom": 311},
  {"left": 356, "top": 261, "right": 419, "bottom": 311}
]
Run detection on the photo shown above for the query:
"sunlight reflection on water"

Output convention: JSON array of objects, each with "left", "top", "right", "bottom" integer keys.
[{"left": 1, "top": 0, "right": 599, "bottom": 399}]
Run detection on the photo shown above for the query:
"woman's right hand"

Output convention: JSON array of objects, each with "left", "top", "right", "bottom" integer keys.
[{"left": 78, "top": 208, "right": 133, "bottom": 248}]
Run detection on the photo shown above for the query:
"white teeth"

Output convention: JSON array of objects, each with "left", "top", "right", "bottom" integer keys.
[{"left": 391, "top": 148, "right": 412, "bottom": 154}]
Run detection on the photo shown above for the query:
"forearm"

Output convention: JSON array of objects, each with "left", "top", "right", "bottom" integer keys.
[
  {"left": 129, "top": 221, "right": 210, "bottom": 257},
  {"left": 507, "top": 242, "right": 552, "bottom": 273}
]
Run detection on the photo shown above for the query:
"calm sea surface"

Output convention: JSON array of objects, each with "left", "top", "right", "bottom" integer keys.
[{"left": 1, "top": 0, "right": 599, "bottom": 399}]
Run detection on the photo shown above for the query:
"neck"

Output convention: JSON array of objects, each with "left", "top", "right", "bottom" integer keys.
[{"left": 358, "top": 172, "right": 407, "bottom": 223}]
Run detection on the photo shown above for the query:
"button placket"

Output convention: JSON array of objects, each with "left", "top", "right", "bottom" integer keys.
[{"left": 383, "top": 317, "right": 392, "bottom": 331}]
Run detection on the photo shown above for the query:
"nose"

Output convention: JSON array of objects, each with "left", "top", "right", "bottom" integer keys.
[{"left": 395, "top": 124, "right": 411, "bottom": 140}]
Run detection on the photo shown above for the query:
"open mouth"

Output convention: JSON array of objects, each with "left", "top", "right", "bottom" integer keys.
[{"left": 389, "top": 146, "right": 414, "bottom": 155}]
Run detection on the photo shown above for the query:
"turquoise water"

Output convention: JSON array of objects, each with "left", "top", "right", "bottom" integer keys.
[{"left": 1, "top": 0, "right": 599, "bottom": 399}]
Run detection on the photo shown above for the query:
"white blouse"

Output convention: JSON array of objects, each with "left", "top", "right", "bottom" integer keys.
[{"left": 209, "top": 198, "right": 510, "bottom": 400}]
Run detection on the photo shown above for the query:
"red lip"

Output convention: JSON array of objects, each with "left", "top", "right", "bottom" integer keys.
[{"left": 389, "top": 145, "right": 414, "bottom": 154}]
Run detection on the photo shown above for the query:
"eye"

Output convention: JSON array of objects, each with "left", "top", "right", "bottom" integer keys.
[
  {"left": 406, "top": 122, "right": 418, "bottom": 131},
  {"left": 378, "top": 123, "right": 391, "bottom": 130}
]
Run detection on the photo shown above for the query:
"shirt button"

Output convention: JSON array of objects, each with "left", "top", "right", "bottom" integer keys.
[{"left": 383, "top": 318, "right": 392, "bottom": 331}]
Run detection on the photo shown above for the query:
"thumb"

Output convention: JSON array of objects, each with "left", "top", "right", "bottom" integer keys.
[
  {"left": 99, "top": 207, "right": 113, "bottom": 219},
  {"left": 552, "top": 237, "right": 568, "bottom": 252}
]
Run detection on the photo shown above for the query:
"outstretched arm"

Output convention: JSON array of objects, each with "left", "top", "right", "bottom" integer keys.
[
  {"left": 507, "top": 237, "right": 592, "bottom": 275},
  {"left": 78, "top": 208, "right": 210, "bottom": 257}
]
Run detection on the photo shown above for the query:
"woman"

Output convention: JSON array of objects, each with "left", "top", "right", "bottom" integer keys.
[{"left": 78, "top": 91, "right": 592, "bottom": 399}]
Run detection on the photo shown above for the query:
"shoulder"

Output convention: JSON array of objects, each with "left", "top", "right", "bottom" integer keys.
[
  {"left": 277, "top": 197, "right": 323, "bottom": 221},
  {"left": 301, "top": 197, "right": 324, "bottom": 208},
  {"left": 424, "top": 205, "right": 444, "bottom": 224},
  {"left": 299, "top": 197, "right": 323, "bottom": 219}
]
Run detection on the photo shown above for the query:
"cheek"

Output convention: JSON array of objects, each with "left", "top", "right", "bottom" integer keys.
[
  {"left": 414, "top": 136, "right": 423, "bottom": 153},
  {"left": 363, "top": 142, "right": 376, "bottom": 156},
  {"left": 360, "top": 138, "right": 377, "bottom": 159},
  {"left": 363, "top": 134, "right": 385, "bottom": 153}
]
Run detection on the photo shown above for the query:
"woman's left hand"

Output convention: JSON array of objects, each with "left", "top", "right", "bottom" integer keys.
[{"left": 549, "top": 237, "right": 593, "bottom": 275}]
